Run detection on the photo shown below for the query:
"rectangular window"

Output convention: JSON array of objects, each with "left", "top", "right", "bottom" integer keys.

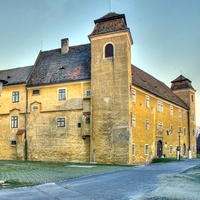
[
  {"left": 157, "top": 122, "right": 163, "bottom": 133},
  {"left": 146, "top": 119, "right": 149, "bottom": 130},
  {"left": 146, "top": 96, "right": 150, "bottom": 108},
  {"left": 32, "top": 90, "right": 40, "bottom": 95},
  {"left": 170, "top": 105, "right": 173, "bottom": 116},
  {"left": 192, "top": 115, "right": 195, "bottom": 121},
  {"left": 12, "top": 91, "right": 19, "bottom": 103},
  {"left": 58, "top": 89, "right": 66, "bottom": 101},
  {"left": 11, "top": 140, "right": 17, "bottom": 146},
  {"left": 86, "top": 117, "right": 90, "bottom": 124},
  {"left": 145, "top": 144, "right": 149, "bottom": 155},
  {"left": 85, "top": 90, "right": 91, "bottom": 97},
  {"left": 132, "top": 144, "right": 135, "bottom": 156},
  {"left": 169, "top": 145, "right": 173, "bottom": 154},
  {"left": 57, "top": 118, "right": 65, "bottom": 127},
  {"left": 78, "top": 123, "right": 82, "bottom": 128},
  {"left": 179, "top": 109, "right": 182, "bottom": 119},
  {"left": 178, "top": 126, "right": 182, "bottom": 133},
  {"left": 11, "top": 116, "right": 18, "bottom": 128},
  {"left": 158, "top": 101, "right": 163, "bottom": 112},
  {"left": 132, "top": 89, "right": 136, "bottom": 104},
  {"left": 132, "top": 115, "right": 136, "bottom": 128},
  {"left": 183, "top": 111, "right": 186, "bottom": 120},
  {"left": 184, "top": 127, "right": 186, "bottom": 136}
]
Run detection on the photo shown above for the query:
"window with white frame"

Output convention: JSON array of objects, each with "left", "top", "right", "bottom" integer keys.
[
  {"left": 57, "top": 118, "right": 65, "bottom": 127},
  {"left": 178, "top": 126, "right": 182, "bottom": 133},
  {"left": 183, "top": 111, "right": 186, "bottom": 120},
  {"left": 192, "top": 114, "right": 195, "bottom": 121},
  {"left": 158, "top": 122, "right": 163, "bottom": 133},
  {"left": 179, "top": 109, "right": 182, "bottom": 119},
  {"left": 58, "top": 89, "right": 66, "bottom": 101},
  {"left": 145, "top": 144, "right": 149, "bottom": 155},
  {"left": 170, "top": 105, "right": 173, "bottom": 116},
  {"left": 132, "top": 144, "right": 135, "bottom": 156},
  {"left": 131, "top": 89, "right": 136, "bottom": 104},
  {"left": 146, "top": 95, "right": 150, "bottom": 108},
  {"left": 11, "top": 116, "right": 18, "bottom": 128},
  {"left": 146, "top": 119, "right": 149, "bottom": 130},
  {"left": 12, "top": 91, "right": 19, "bottom": 103},
  {"left": 132, "top": 115, "right": 136, "bottom": 128},
  {"left": 169, "top": 145, "right": 173, "bottom": 154},
  {"left": 158, "top": 101, "right": 163, "bottom": 112}
]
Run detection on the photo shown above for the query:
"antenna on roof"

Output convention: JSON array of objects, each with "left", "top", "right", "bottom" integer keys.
[{"left": 109, "top": 0, "right": 112, "bottom": 12}]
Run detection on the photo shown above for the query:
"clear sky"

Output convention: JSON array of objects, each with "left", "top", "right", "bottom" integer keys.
[{"left": 0, "top": 0, "right": 200, "bottom": 125}]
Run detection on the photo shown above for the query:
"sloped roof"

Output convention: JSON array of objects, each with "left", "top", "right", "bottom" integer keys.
[
  {"left": 27, "top": 44, "right": 91, "bottom": 86},
  {"left": 171, "top": 75, "right": 195, "bottom": 91},
  {"left": 0, "top": 66, "right": 33, "bottom": 85},
  {"left": 132, "top": 65, "right": 189, "bottom": 109},
  {"left": 89, "top": 12, "right": 129, "bottom": 36}
]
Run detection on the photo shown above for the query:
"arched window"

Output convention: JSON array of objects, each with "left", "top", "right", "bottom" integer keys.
[{"left": 105, "top": 43, "right": 114, "bottom": 58}]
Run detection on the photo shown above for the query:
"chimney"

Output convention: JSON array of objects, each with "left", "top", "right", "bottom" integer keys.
[{"left": 61, "top": 38, "right": 69, "bottom": 54}]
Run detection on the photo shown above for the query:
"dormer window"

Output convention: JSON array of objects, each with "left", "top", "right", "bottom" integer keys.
[{"left": 105, "top": 43, "right": 114, "bottom": 58}]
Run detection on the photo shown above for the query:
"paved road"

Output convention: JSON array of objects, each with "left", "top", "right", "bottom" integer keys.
[{"left": 0, "top": 159, "right": 199, "bottom": 200}]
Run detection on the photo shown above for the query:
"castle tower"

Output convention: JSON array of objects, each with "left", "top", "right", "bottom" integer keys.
[
  {"left": 88, "top": 13, "right": 133, "bottom": 164},
  {"left": 171, "top": 75, "right": 196, "bottom": 157}
]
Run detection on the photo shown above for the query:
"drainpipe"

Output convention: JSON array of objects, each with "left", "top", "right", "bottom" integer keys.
[
  {"left": 24, "top": 87, "right": 28, "bottom": 161},
  {"left": 188, "top": 110, "right": 192, "bottom": 159}
]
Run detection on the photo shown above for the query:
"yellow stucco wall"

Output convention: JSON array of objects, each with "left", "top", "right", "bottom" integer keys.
[
  {"left": 0, "top": 84, "right": 27, "bottom": 160},
  {"left": 131, "top": 86, "right": 195, "bottom": 164},
  {"left": 26, "top": 81, "right": 91, "bottom": 162}
]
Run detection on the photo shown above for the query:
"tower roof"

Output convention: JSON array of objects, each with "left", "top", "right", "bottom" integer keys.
[
  {"left": 89, "top": 12, "right": 129, "bottom": 36},
  {"left": 171, "top": 75, "right": 195, "bottom": 91}
]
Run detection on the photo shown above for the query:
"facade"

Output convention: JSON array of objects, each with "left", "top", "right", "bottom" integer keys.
[{"left": 0, "top": 13, "right": 197, "bottom": 164}]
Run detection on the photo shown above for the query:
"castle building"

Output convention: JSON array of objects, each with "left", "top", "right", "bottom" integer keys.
[{"left": 0, "top": 13, "right": 196, "bottom": 164}]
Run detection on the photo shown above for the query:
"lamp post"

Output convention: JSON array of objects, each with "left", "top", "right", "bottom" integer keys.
[{"left": 0, "top": 80, "right": 8, "bottom": 95}]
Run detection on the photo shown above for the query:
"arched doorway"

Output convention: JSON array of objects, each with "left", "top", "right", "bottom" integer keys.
[{"left": 157, "top": 140, "right": 163, "bottom": 158}]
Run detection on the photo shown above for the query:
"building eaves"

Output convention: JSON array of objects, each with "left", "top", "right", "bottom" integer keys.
[
  {"left": 0, "top": 66, "right": 33, "bottom": 86},
  {"left": 132, "top": 65, "right": 189, "bottom": 110}
]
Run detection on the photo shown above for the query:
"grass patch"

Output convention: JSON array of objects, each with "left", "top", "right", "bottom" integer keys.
[
  {"left": 152, "top": 157, "right": 179, "bottom": 163},
  {"left": 0, "top": 160, "right": 133, "bottom": 189}
]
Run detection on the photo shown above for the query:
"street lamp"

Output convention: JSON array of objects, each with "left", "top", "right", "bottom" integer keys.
[{"left": 0, "top": 80, "right": 8, "bottom": 95}]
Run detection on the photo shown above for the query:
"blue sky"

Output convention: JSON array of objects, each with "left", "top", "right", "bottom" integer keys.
[{"left": 0, "top": 0, "right": 200, "bottom": 125}]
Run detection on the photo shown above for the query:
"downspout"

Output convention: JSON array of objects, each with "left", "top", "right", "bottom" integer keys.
[
  {"left": 188, "top": 109, "right": 192, "bottom": 158},
  {"left": 24, "top": 87, "right": 28, "bottom": 161}
]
